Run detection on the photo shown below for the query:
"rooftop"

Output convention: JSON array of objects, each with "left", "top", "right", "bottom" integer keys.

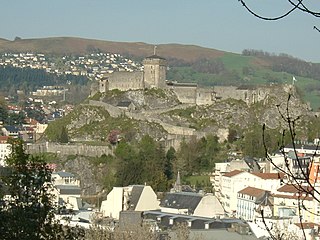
[{"left": 238, "top": 186, "right": 269, "bottom": 198}]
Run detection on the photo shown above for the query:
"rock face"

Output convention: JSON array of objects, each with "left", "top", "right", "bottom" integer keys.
[
  {"left": 46, "top": 85, "right": 313, "bottom": 195},
  {"left": 58, "top": 85, "right": 311, "bottom": 145},
  {"left": 56, "top": 156, "right": 105, "bottom": 195}
]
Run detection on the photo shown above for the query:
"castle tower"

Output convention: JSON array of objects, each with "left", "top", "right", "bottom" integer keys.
[
  {"left": 143, "top": 53, "right": 167, "bottom": 89},
  {"left": 99, "top": 78, "right": 108, "bottom": 93}
]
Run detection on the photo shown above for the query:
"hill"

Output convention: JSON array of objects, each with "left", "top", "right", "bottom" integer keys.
[
  {"left": 1, "top": 37, "right": 320, "bottom": 109},
  {"left": 0, "top": 37, "right": 224, "bottom": 62}
]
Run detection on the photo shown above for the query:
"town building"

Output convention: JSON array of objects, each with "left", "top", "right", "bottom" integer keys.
[
  {"left": 100, "top": 185, "right": 159, "bottom": 220},
  {"left": 220, "top": 170, "right": 284, "bottom": 215}
]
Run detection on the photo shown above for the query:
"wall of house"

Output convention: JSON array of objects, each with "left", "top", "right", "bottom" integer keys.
[
  {"left": 236, "top": 195, "right": 256, "bottom": 221},
  {"left": 160, "top": 207, "right": 189, "bottom": 215},
  {"left": 100, "top": 187, "right": 124, "bottom": 219},
  {"left": 0, "top": 143, "right": 11, "bottom": 166},
  {"left": 273, "top": 195, "right": 314, "bottom": 222},
  {"left": 135, "top": 186, "right": 160, "bottom": 211},
  {"left": 221, "top": 172, "right": 283, "bottom": 215},
  {"left": 221, "top": 172, "right": 254, "bottom": 215},
  {"left": 193, "top": 194, "right": 224, "bottom": 218}
]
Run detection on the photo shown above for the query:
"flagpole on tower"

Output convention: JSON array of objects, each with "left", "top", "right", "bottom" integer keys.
[
  {"left": 292, "top": 76, "right": 297, "bottom": 85},
  {"left": 153, "top": 45, "right": 157, "bottom": 55}
]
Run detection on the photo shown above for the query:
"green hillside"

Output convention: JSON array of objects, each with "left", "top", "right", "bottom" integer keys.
[{"left": 1, "top": 37, "right": 320, "bottom": 109}]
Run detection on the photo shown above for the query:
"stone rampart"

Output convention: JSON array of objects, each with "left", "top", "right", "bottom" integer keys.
[
  {"left": 106, "top": 71, "right": 144, "bottom": 91},
  {"left": 168, "top": 85, "right": 197, "bottom": 104},
  {"left": 27, "top": 142, "right": 113, "bottom": 157},
  {"left": 196, "top": 87, "right": 215, "bottom": 105},
  {"left": 87, "top": 100, "right": 123, "bottom": 117}
]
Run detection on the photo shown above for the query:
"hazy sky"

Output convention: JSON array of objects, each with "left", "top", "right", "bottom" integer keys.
[{"left": 1, "top": 0, "right": 319, "bottom": 62}]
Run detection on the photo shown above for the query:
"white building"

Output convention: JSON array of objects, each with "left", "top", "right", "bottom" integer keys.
[
  {"left": 160, "top": 192, "right": 225, "bottom": 218},
  {"left": 0, "top": 143, "right": 11, "bottom": 166},
  {"left": 100, "top": 185, "right": 159, "bottom": 220},
  {"left": 237, "top": 186, "right": 272, "bottom": 221},
  {"left": 52, "top": 171, "right": 81, "bottom": 210},
  {"left": 221, "top": 170, "right": 284, "bottom": 215}
]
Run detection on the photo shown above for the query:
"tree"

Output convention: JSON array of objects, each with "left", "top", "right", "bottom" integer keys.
[
  {"left": 59, "top": 126, "right": 69, "bottom": 143},
  {"left": 239, "top": 0, "right": 319, "bottom": 21},
  {"left": 259, "top": 94, "right": 320, "bottom": 239},
  {"left": 0, "top": 140, "right": 82, "bottom": 239},
  {"left": 239, "top": 2, "right": 320, "bottom": 238},
  {"left": 164, "top": 147, "right": 176, "bottom": 180}
]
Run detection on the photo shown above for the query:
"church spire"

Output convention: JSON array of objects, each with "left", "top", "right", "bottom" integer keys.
[{"left": 174, "top": 171, "right": 182, "bottom": 192}]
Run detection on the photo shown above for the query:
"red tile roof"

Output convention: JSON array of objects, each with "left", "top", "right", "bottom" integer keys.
[
  {"left": 251, "top": 172, "right": 285, "bottom": 180},
  {"left": 0, "top": 136, "right": 10, "bottom": 143},
  {"left": 294, "top": 222, "right": 320, "bottom": 229},
  {"left": 238, "top": 186, "right": 269, "bottom": 198},
  {"left": 273, "top": 193, "right": 313, "bottom": 201},
  {"left": 223, "top": 170, "right": 243, "bottom": 178},
  {"left": 277, "top": 184, "right": 312, "bottom": 194}
]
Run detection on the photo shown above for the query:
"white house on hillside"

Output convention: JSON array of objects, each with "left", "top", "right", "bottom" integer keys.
[
  {"left": 237, "top": 186, "right": 272, "bottom": 221},
  {"left": 221, "top": 170, "right": 284, "bottom": 216},
  {"left": 51, "top": 171, "right": 81, "bottom": 210},
  {"left": 100, "top": 185, "right": 159, "bottom": 220},
  {"left": 0, "top": 143, "right": 11, "bottom": 166}
]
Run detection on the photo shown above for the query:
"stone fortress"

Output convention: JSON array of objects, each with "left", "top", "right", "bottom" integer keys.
[{"left": 97, "top": 53, "right": 276, "bottom": 106}]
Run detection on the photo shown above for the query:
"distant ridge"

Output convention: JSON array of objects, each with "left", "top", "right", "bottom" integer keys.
[
  {"left": 0, "top": 38, "right": 9, "bottom": 43},
  {"left": 0, "top": 37, "right": 225, "bottom": 62}
]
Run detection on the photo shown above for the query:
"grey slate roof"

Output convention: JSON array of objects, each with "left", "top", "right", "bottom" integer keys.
[
  {"left": 3, "top": 125, "right": 19, "bottom": 133},
  {"left": 56, "top": 185, "right": 81, "bottom": 195},
  {"left": 160, "top": 192, "right": 202, "bottom": 214},
  {"left": 128, "top": 185, "right": 144, "bottom": 210},
  {"left": 144, "top": 210, "right": 246, "bottom": 230},
  {"left": 54, "top": 171, "right": 75, "bottom": 178}
]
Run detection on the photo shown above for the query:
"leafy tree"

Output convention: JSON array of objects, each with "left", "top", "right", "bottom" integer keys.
[
  {"left": 164, "top": 147, "right": 176, "bottom": 180},
  {"left": 0, "top": 140, "right": 83, "bottom": 239},
  {"left": 59, "top": 126, "right": 69, "bottom": 143},
  {"left": 114, "top": 136, "right": 169, "bottom": 191},
  {"left": 176, "top": 135, "right": 222, "bottom": 175},
  {"left": 108, "top": 130, "right": 120, "bottom": 145}
]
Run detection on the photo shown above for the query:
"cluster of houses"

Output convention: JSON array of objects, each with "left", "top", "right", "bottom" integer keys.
[
  {"left": 0, "top": 52, "right": 142, "bottom": 81},
  {"left": 46, "top": 142, "right": 320, "bottom": 239},
  {"left": 52, "top": 170, "right": 255, "bottom": 239},
  {"left": 0, "top": 120, "right": 48, "bottom": 165},
  {"left": 0, "top": 97, "right": 76, "bottom": 166},
  {"left": 213, "top": 142, "right": 320, "bottom": 239}
]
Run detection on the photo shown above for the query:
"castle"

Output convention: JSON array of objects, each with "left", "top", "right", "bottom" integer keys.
[{"left": 97, "top": 54, "right": 279, "bottom": 106}]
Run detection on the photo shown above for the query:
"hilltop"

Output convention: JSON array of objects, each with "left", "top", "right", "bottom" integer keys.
[
  {"left": 1, "top": 36, "right": 320, "bottom": 109},
  {"left": 0, "top": 37, "right": 224, "bottom": 62}
]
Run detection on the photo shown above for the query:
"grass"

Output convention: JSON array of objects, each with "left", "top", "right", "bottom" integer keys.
[
  {"left": 183, "top": 175, "right": 211, "bottom": 187},
  {"left": 220, "top": 53, "right": 253, "bottom": 71}
]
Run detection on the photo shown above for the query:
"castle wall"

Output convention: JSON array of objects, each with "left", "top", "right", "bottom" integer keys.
[
  {"left": 196, "top": 88, "right": 215, "bottom": 105},
  {"left": 88, "top": 100, "right": 123, "bottom": 117},
  {"left": 169, "top": 84, "right": 197, "bottom": 104},
  {"left": 213, "top": 86, "right": 247, "bottom": 101},
  {"left": 27, "top": 142, "right": 113, "bottom": 157},
  {"left": 105, "top": 71, "right": 144, "bottom": 91}
]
